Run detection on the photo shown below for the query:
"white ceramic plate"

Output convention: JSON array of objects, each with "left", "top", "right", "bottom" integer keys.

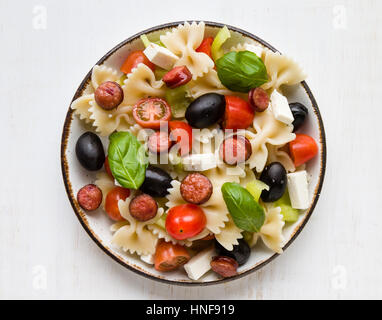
[{"left": 61, "top": 21, "right": 326, "bottom": 286}]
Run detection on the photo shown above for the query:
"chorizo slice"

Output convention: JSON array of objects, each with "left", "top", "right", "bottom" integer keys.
[
  {"left": 95, "top": 81, "right": 124, "bottom": 110},
  {"left": 147, "top": 131, "right": 172, "bottom": 154},
  {"left": 77, "top": 184, "right": 102, "bottom": 211},
  {"left": 219, "top": 135, "right": 252, "bottom": 165},
  {"left": 129, "top": 194, "right": 158, "bottom": 222},
  {"left": 180, "top": 173, "right": 213, "bottom": 205},
  {"left": 210, "top": 256, "right": 239, "bottom": 278}
]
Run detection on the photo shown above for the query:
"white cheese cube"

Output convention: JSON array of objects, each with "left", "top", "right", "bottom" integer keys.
[
  {"left": 184, "top": 247, "right": 215, "bottom": 281},
  {"left": 287, "top": 171, "right": 310, "bottom": 210},
  {"left": 143, "top": 43, "right": 179, "bottom": 70},
  {"left": 140, "top": 254, "right": 154, "bottom": 265},
  {"left": 182, "top": 153, "right": 217, "bottom": 172},
  {"left": 270, "top": 90, "right": 294, "bottom": 125},
  {"left": 243, "top": 43, "right": 263, "bottom": 58}
]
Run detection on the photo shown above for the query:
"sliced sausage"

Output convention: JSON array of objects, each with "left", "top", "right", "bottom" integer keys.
[
  {"left": 219, "top": 135, "right": 252, "bottom": 165},
  {"left": 210, "top": 256, "right": 239, "bottom": 278},
  {"left": 163, "top": 66, "right": 192, "bottom": 89},
  {"left": 180, "top": 173, "right": 213, "bottom": 205},
  {"left": 147, "top": 131, "right": 172, "bottom": 154},
  {"left": 249, "top": 87, "right": 269, "bottom": 112},
  {"left": 129, "top": 194, "right": 158, "bottom": 222},
  {"left": 77, "top": 184, "right": 102, "bottom": 211},
  {"left": 95, "top": 81, "right": 124, "bottom": 110}
]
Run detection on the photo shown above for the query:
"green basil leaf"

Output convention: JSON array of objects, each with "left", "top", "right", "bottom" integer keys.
[
  {"left": 108, "top": 132, "right": 148, "bottom": 189},
  {"left": 216, "top": 51, "right": 268, "bottom": 93},
  {"left": 221, "top": 182, "right": 265, "bottom": 232}
]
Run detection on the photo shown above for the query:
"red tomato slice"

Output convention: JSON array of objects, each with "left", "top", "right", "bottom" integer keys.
[
  {"left": 169, "top": 121, "right": 193, "bottom": 156},
  {"left": 133, "top": 98, "right": 172, "bottom": 129},
  {"left": 289, "top": 134, "right": 319, "bottom": 167},
  {"left": 105, "top": 187, "right": 131, "bottom": 221},
  {"left": 121, "top": 51, "right": 155, "bottom": 74},
  {"left": 196, "top": 37, "right": 214, "bottom": 59},
  {"left": 166, "top": 204, "right": 207, "bottom": 240},
  {"left": 224, "top": 95, "right": 255, "bottom": 130},
  {"left": 154, "top": 240, "right": 190, "bottom": 272}
]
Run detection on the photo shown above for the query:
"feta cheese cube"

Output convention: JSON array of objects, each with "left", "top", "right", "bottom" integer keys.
[
  {"left": 270, "top": 90, "right": 294, "bottom": 125},
  {"left": 184, "top": 247, "right": 215, "bottom": 281},
  {"left": 181, "top": 153, "right": 217, "bottom": 172},
  {"left": 143, "top": 43, "right": 179, "bottom": 70},
  {"left": 287, "top": 171, "right": 310, "bottom": 210}
]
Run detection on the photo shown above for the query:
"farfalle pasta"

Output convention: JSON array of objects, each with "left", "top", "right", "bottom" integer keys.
[
  {"left": 72, "top": 22, "right": 319, "bottom": 281},
  {"left": 111, "top": 192, "right": 164, "bottom": 255},
  {"left": 249, "top": 206, "right": 285, "bottom": 254},
  {"left": 160, "top": 22, "right": 214, "bottom": 79},
  {"left": 246, "top": 108, "right": 296, "bottom": 172},
  {"left": 261, "top": 49, "right": 307, "bottom": 92},
  {"left": 71, "top": 65, "right": 135, "bottom": 136},
  {"left": 122, "top": 64, "right": 166, "bottom": 105},
  {"left": 215, "top": 216, "right": 243, "bottom": 251}
]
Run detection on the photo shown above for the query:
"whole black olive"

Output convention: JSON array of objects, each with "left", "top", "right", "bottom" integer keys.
[
  {"left": 140, "top": 165, "right": 172, "bottom": 198},
  {"left": 215, "top": 239, "right": 251, "bottom": 266},
  {"left": 185, "top": 93, "right": 226, "bottom": 128},
  {"left": 75, "top": 132, "right": 105, "bottom": 171},
  {"left": 289, "top": 102, "right": 308, "bottom": 132},
  {"left": 260, "top": 162, "right": 287, "bottom": 202}
]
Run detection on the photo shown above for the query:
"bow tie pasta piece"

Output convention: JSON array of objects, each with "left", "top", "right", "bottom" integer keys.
[
  {"left": 267, "top": 144, "right": 296, "bottom": 173},
  {"left": 249, "top": 206, "right": 285, "bottom": 254},
  {"left": 215, "top": 216, "right": 243, "bottom": 251},
  {"left": 111, "top": 192, "right": 164, "bottom": 256},
  {"left": 89, "top": 102, "right": 135, "bottom": 136},
  {"left": 122, "top": 64, "right": 165, "bottom": 106},
  {"left": 71, "top": 65, "right": 136, "bottom": 136},
  {"left": 188, "top": 69, "right": 234, "bottom": 99},
  {"left": 160, "top": 21, "right": 214, "bottom": 80},
  {"left": 91, "top": 65, "right": 123, "bottom": 89},
  {"left": 71, "top": 94, "right": 95, "bottom": 124},
  {"left": 246, "top": 109, "right": 296, "bottom": 173},
  {"left": 261, "top": 49, "right": 307, "bottom": 92}
]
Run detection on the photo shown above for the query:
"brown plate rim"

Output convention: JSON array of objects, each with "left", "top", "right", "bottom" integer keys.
[{"left": 61, "top": 20, "right": 327, "bottom": 286}]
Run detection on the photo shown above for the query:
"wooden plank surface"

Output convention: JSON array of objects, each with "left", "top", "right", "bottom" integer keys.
[{"left": 0, "top": 0, "right": 381, "bottom": 299}]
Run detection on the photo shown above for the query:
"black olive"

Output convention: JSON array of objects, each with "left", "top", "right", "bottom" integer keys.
[
  {"left": 215, "top": 239, "right": 250, "bottom": 266},
  {"left": 260, "top": 162, "right": 287, "bottom": 202},
  {"left": 140, "top": 165, "right": 172, "bottom": 198},
  {"left": 185, "top": 93, "right": 226, "bottom": 128},
  {"left": 75, "top": 132, "right": 105, "bottom": 171},
  {"left": 289, "top": 102, "right": 308, "bottom": 132}
]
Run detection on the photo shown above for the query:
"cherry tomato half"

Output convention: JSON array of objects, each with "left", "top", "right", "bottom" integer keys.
[
  {"left": 169, "top": 121, "right": 193, "bottom": 156},
  {"left": 166, "top": 204, "right": 207, "bottom": 240},
  {"left": 105, "top": 187, "right": 131, "bottom": 221},
  {"left": 289, "top": 134, "right": 319, "bottom": 167},
  {"left": 224, "top": 95, "right": 255, "bottom": 130},
  {"left": 120, "top": 51, "right": 155, "bottom": 74},
  {"left": 132, "top": 98, "right": 172, "bottom": 129},
  {"left": 154, "top": 240, "right": 190, "bottom": 272},
  {"left": 104, "top": 156, "right": 114, "bottom": 179},
  {"left": 196, "top": 37, "right": 214, "bottom": 59}
]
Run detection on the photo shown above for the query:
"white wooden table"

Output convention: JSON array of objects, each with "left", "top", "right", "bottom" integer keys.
[{"left": 0, "top": 0, "right": 381, "bottom": 299}]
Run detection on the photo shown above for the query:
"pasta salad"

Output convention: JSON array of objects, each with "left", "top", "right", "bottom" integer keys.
[{"left": 71, "top": 22, "right": 318, "bottom": 280}]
